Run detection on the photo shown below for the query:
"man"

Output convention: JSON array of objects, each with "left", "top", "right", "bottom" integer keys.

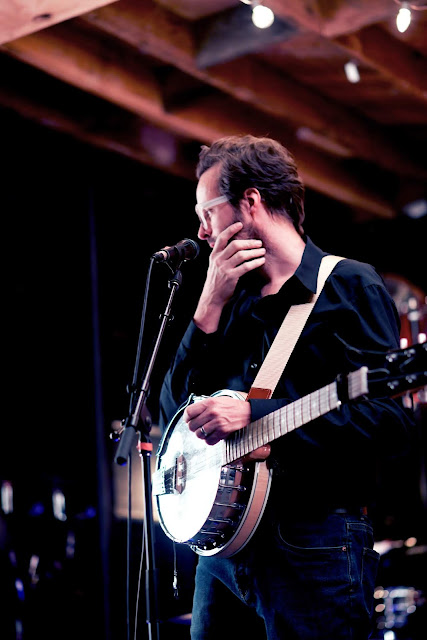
[{"left": 158, "top": 135, "right": 412, "bottom": 639}]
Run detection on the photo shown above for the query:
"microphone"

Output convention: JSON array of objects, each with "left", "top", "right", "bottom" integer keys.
[{"left": 152, "top": 238, "right": 200, "bottom": 266}]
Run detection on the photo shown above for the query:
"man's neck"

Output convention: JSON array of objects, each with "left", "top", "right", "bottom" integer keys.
[{"left": 259, "top": 230, "right": 306, "bottom": 297}]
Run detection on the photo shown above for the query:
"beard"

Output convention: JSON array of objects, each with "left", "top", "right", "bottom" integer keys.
[
  {"left": 229, "top": 208, "right": 257, "bottom": 242},
  {"left": 228, "top": 207, "right": 268, "bottom": 289}
]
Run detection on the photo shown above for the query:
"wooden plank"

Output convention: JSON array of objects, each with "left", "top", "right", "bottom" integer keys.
[
  {"left": 0, "top": 27, "right": 396, "bottom": 218},
  {"left": 269, "top": 1, "right": 427, "bottom": 105},
  {"left": 80, "top": 0, "right": 427, "bottom": 180},
  {"left": 267, "top": 0, "right": 397, "bottom": 38},
  {"left": 336, "top": 25, "right": 427, "bottom": 104},
  {"left": 161, "top": 95, "right": 396, "bottom": 218},
  {"left": 0, "top": 0, "right": 118, "bottom": 45},
  {"left": 194, "top": 3, "right": 298, "bottom": 68},
  {"left": 0, "top": 68, "right": 196, "bottom": 180}
]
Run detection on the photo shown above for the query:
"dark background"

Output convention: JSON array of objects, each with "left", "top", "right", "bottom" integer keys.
[{"left": 1, "top": 109, "right": 426, "bottom": 639}]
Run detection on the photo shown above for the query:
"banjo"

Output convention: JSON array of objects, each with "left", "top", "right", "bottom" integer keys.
[{"left": 153, "top": 342, "right": 426, "bottom": 557}]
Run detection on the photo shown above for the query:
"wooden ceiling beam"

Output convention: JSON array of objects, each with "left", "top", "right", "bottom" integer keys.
[
  {"left": 267, "top": 0, "right": 397, "bottom": 38},
  {"left": 0, "top": 0, "right": 117, "bottom": 44},
  {"left": 0, "top": 25, "right": 197, "bottom": 141},
  {"left": 0, "top": 84, "right": 196, "bottom": 180},
  {"left": 0, "top": 26, "right": 395, "bottom": 219},
  {"left": 79, "top": 0, "right": 425, "bottom": 180},
  {"left": 269, "top": 1, "right": 427, "bottom": 105},
  {"left": 173, "top": 98, "right": 395, "bottom": 219},
  {"left": 336, "top": 25, "right": 427, "bottom": 104}
]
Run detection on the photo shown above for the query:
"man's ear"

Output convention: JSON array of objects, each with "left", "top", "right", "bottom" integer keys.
[{"left": 243, "top": 187, "right": 262, "bottom": 210}]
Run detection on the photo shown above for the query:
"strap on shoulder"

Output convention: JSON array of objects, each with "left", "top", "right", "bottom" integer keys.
[{"left": 247, "top": 255, "right": 345, "bottom": 400}]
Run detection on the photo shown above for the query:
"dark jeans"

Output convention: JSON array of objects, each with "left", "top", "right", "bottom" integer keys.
[{"left": 190, "top": 512, "right": 380, "bottom": 640}]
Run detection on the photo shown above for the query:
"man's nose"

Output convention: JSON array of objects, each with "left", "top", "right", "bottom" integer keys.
[{"left": 197, "top": 221, "right": 210, "bottom": 240}]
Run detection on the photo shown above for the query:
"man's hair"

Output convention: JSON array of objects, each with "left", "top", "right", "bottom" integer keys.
[{"left": 196, "top": 135, "right": 305, "bottom": 235}]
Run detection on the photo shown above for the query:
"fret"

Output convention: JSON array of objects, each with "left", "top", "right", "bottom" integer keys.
[
  {"left": 270, "top": 411, "right": 278, "bottom": 441},
  {"left": 319, "top": 385, "right": 331, "bottom": 415},
  {"left": 238, "top": 431, "right": 245, "bottom": 459},
  {"left": 272, "top": 410, "right": 279, "bottom": 441},
  {"left": 302, "top": 394, "right": 312, "bottom": 424},
  {"left": 285, "top": 402, "right": 295, "bottom": 433},
  {"left": 259, "top": 418, "right": 266, "bottom": 448},
  {"left": 311, "top": 389, "right": 321, "bottom": 419},
  {"left": 293, "top": 398, "right": 303, "bottom": 427},
  {"left": 260, "top": 415, "right": 266, "bottom": 443},
  {"left": 234, "top": 432, "right": 241, "bottom": 459},
  {"left": 329, "top": 382, "right": 340, "bottom": 410},
  {"left": 264, "top": 415, "right": 271, "bottom": 445},
  {"left": 235, "top": 434, "right": 240, "bottom": 459},
  {"left": 259, "top": 418, "right": 266, "bottom": 447},
  {"left": 247, "top": 428, "right": 252, "bottom": 455},
  {"left": 228, "top": 434, "right": 236, "bottom": 462},
  {"left": 276, "top": 407, "right": 286, "bottom": 438},
  {"left": 247, "top": 423, "right": 254, "bottom": 454},
  {"left": 251, "top": 422, "right": 258, "bottom": 450},
  {"left": 255, "top": 420, "right": 261, "bottom": 449},
  {"left": 263, "top": 413, "right": 271, "bottom": 446}
]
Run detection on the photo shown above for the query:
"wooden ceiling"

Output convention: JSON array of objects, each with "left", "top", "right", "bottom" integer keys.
[{"left": 1, "top": 0, "right": 427, "bottom": 222}]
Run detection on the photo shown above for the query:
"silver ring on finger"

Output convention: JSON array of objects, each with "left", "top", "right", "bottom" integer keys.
[{"left": 200, "top": 426, "right": 208, "bottom": 438}]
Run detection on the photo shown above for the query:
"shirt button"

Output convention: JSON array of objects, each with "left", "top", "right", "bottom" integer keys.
[{"left": 250, "top": 363, "right": 258, "bottom": 369}]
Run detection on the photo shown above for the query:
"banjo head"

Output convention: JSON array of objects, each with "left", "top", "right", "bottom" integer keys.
[{"left": 155, "top": 395, "right": 225, "bottom": 543}]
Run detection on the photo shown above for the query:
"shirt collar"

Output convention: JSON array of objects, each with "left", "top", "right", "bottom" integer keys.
[
  {"left": 293, "top": 236, "right": 327, "bottom": 295},
  {"left": 235, "top": 235, "right": 328, "bottom": 302}
]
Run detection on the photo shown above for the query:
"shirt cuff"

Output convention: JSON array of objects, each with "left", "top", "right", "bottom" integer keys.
[
  {"left": 249, "top": 398, "right": 289, "bottom": 422},
  {"left": 181, "top": 319, "right": 220, "bottom": 351}
]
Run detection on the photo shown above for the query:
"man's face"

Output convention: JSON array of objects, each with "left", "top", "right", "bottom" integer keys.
[{"left": 195, "top": 164, "right": 254, "bottom": 247}]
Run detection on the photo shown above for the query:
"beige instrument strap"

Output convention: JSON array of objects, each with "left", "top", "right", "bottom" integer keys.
[{"left": 247, "top": 255, "right": 345, "bottom": 400}]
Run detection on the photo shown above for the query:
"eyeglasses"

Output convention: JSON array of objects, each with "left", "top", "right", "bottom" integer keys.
[{"left": 195, "top": 195, "right": 228, "bottom": 229}]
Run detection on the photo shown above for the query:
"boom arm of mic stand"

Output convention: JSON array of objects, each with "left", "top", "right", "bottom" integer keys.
[
  {"left": 114, "top": 267, "right": 182, "bottom": 465},
  {"left": 113, "top": 265, "right": 183, "bottom": 640}
]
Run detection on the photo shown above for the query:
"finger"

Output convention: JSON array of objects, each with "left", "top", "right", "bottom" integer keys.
[
  {"left": 221, "top": 237, "right": 263, "bottom": 258},
  {"left": 215, "top": 221, "right": 243, "bottom": 250},
  {"left": 195, "top": 424, "right": 218, "bottom": 444},
  {"left": 184, "top": 401, "right": 207, "bottom": 423},
  {"left": 199, "top": 426, "right": 208, "bottom": 439},
  {"left": 233, "top": 255, "right": 266, "bottom": 276},
  {"left": 203, "top": 428, "right": 223, "bottom": 446},
  {"left": 184, "top": 405, "right": 210, "bottom": 433},
  {"left": 228, "top": 246, "right": 266, "bottom": 266}
]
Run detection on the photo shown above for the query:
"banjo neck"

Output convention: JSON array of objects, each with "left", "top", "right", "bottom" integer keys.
[{"left": 224, "top": 370, "right": 365, "bottom": 465}]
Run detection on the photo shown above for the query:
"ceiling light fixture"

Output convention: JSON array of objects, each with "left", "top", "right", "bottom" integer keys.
[
  {"left": 344, "top": 60, "right": 360, "bottom": 83},
  {"left": 240, "top": 1, "right": 275, "bottom": 30},
  {"left": 396, "top": 2, "right": 412, "bottom": 31},
  {"left": 394, "top": 1, "right": 427, "bottom": 33},
  {"left": 241, "top": 1, "right": 275, "bottom": 29}
]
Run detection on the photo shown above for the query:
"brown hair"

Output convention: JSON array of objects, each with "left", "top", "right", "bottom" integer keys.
[{"left": 196, "top": 135, "right": 305, "bottom": 235}]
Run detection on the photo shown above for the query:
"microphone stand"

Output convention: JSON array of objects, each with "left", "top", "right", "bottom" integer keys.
[{"left": 114, "top": 261, "right": 184, "bottom": 640}]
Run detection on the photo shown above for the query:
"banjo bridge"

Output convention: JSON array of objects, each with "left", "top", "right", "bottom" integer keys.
[
  {"left": 152, "top": 454, "right": 187, "bottom": 496},
  {"left": 174, "top": 454, "right": 186, "bottom": 494}
]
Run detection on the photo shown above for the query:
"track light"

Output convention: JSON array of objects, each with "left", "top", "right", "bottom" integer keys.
[
  {"left": 240, "top": 1, "right": 275, "bottom": 29},
  {"left": 344, "top": 60, "right": 360, "bottom": 83},
  {"left": 396, "top": 2, "right": 412, "bottom": 32},
  {"left": 252, "top": 4, "right": 275, "bottom": 29}
]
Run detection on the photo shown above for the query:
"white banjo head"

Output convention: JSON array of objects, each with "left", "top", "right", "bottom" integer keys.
[{"left": 156, "top": 397, "right": 225, "bottom": 543}]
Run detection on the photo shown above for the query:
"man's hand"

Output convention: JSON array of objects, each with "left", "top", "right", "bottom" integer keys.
[
  {"left": 194, "top": 222, "right": 265, "bottom": 333},
  {"left": 183, "top": 396, "right": 251, "bottom": 445}
]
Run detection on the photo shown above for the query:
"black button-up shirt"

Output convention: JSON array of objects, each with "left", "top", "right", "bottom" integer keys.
[{"left": 159, "top": 237, "right": 412, "bottom": 512}]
